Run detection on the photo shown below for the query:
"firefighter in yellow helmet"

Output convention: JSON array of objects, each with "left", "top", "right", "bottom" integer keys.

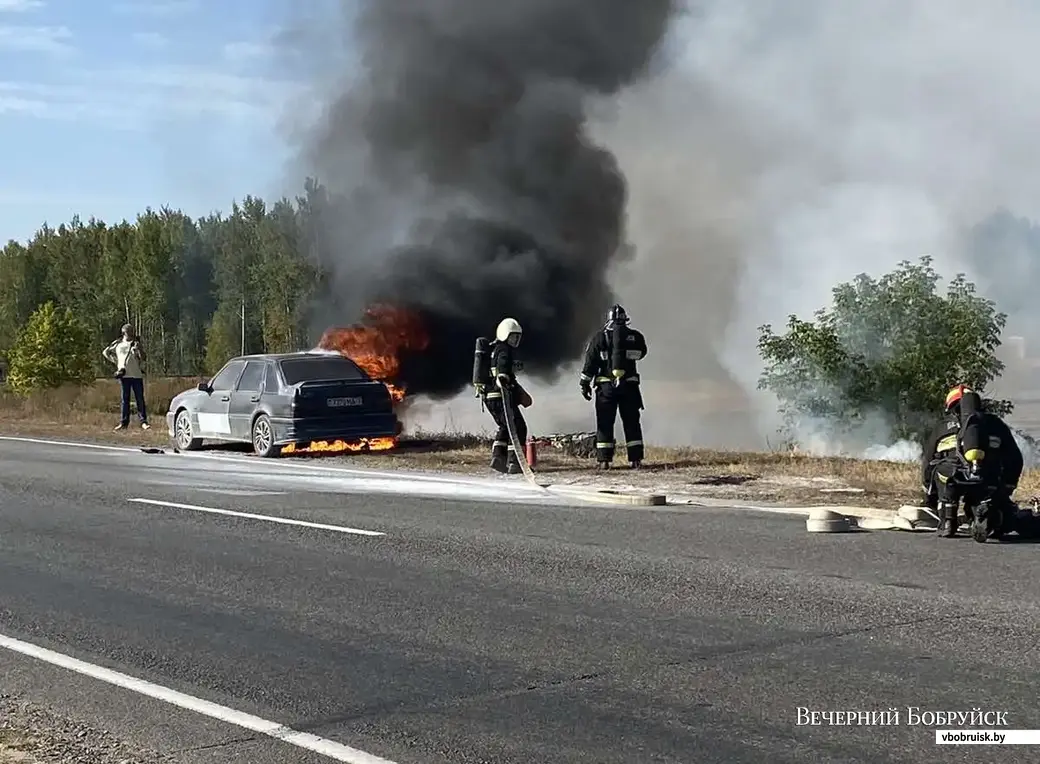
[{"left": 920, "top": 384, "right": 1023, "bottom": 539}]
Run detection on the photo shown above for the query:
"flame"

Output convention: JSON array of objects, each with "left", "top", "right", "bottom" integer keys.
[
  {"left": 281, "top": 437, "right": 396, "bottom": 455},
  {"left": 317, "top": 305, "right": 430, "bottom": 405}
]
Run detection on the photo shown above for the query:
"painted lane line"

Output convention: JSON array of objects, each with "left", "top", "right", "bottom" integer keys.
[
  {"left": 128, "top": 498, "right": 386, "bottom": 537},
  {"left": 0, "top": 632, "right": 397, "bottom": 764},
  {"left": 0, "top": 435, "right": 135, "bottom": 452}
]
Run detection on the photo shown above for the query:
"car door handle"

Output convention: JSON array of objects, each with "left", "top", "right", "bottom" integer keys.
[
  {"left": 249, "top": 395, "right": 260, "bottom": 402},
  {"left": 220, "top": 395, "right": 230, "bottom": 401}
]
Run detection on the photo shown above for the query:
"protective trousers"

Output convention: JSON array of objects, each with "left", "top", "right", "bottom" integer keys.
[
  {"left": 594, "top": 381, "right": 644, "bottom": 464},
  {"left": 486, "top": 396, "right": 527, "bottom": 473},
  {"left": 929, "top": 457, "right": 1012, "bottom": 535}
]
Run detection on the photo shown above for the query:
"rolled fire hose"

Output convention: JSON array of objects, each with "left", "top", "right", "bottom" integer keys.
[{"left": 499, "top": 383, "right": 545, "bottom": 490}]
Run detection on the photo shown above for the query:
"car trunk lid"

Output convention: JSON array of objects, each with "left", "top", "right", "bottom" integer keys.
[{"left": 292, "top": 380, "right": 393, "bottom": 417}]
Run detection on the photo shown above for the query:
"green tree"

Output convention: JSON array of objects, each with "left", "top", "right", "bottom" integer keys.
[
  {"left": 756, "top": 256, "right": 1010, "bottom": 443},
  {"left": 5, "top": 301, "right": 94, "bottom": 395}
]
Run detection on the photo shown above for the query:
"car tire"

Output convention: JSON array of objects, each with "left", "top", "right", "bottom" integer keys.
[
  {"left": 173, "top": 409, "right": 203, "bottom": 451},
  {"left": 251, "top": 414, "right": 278, "bottom": 458}
]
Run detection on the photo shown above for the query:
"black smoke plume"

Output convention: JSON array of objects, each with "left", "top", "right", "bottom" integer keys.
[{"left": 301, "top": 0, "right": 680, "bottom": 399}]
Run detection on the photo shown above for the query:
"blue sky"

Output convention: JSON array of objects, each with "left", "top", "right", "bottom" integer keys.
[{"left": 0, "top": 0, "right": 342, "bottom": 245}]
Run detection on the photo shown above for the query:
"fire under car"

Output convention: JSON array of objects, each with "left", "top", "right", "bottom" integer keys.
[{"left": 165, "top": 351, "right": 400, "bottom": 457}]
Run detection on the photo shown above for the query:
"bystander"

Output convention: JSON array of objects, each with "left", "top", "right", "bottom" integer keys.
[{"left": 102, "top": 324, "right": 149, "bottom": 431}]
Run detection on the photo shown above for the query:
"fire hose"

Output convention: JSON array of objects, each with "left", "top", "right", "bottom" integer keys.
[{"left": 499, "top": 382, "right": 546, "bottom": 490}]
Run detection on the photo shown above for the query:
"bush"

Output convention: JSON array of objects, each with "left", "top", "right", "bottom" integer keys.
[
  {"left": 5, "top": 301, "right": 95, "bottom": 396},
  {"left": 756, "top": 256, "right": 1010, "bottom": 444}
]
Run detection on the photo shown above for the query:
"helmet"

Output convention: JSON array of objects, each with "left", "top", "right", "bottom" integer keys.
[
  {"left": 495, "top": 317, "right": 522, "bottom": 347},
  {"left": 605, "top": 304, "right": 629, "bottom": 327},
  {"left": 945, "top": 384, "right": 974, "bottom": 411}
]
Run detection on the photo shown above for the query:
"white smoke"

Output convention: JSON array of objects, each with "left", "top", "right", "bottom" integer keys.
[{"left": 591, "top": 0, "right": 1040, "bottom": 455}]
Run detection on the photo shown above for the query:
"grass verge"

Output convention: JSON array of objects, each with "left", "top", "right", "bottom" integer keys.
[{"left": 4, "top": 378, "right": 1040, "bottom": 507}]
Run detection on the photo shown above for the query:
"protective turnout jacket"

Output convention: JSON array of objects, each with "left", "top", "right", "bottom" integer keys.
[
  {"left": 484, "top": 340, "right": 520, "bottom": 401},
  {"left": 580, "top": 325, "right": 648, "bottom": 386},
  {"left": 920, "top": 400, "right": 1024, "bottom": 491}
]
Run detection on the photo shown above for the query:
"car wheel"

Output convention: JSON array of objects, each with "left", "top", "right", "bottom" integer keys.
[
  {"left": 251, "top": 414, "right": 277, "bottom": 458},
  {"left": 173, "top": 409, "right": 203, "bottom": 451}
]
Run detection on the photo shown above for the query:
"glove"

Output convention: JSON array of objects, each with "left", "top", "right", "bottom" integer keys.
[{"left": 580, "top": 379, "right": 592, "bottom": 401}]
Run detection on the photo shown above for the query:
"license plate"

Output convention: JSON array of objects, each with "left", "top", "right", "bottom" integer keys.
[{"left": 327, "top": 396, "right": 363, "bottom": 408}]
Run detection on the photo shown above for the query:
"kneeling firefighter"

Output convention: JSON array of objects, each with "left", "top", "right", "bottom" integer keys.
[
  {"left": 579, "top": 304, "right": 648, "bottom": 469},
  {"left": 921, "top": 384, "right": 1023, "bottom": 538},
  {"left": 473, "top": 318, "right": 533, "bottom": 474}
]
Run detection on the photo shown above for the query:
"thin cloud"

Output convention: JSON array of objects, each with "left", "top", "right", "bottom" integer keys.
[
  {"left": 0, "top": 0, "right": 45, "bottom": 12},
  {"left": 222, "top": 40, "right": 274, "bottom": 65},
  {"left": 0, "top": 62, "right": 304, "bottom": 127},
  {"left": 0, "top": 24, "right": 73, "bottom": 55},
  {"left": 112, "top": 0, "right": 196, "bottom": 16},
  {"left": 131, "top": 31, "right": 168, "bottom": 49}
]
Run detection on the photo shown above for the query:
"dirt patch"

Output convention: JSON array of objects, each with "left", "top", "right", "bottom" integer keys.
[{"left": 0, "top": 697, "right": 163, "bottom": 764}]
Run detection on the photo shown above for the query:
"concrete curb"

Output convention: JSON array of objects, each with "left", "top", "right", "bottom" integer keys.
[{"left": 541, "top": 484, "right": 667, "bottom": 506}]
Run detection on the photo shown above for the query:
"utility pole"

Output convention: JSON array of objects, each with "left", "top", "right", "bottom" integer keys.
[{"left": 240, "top": 297, "right": 245, "bottom": 356}]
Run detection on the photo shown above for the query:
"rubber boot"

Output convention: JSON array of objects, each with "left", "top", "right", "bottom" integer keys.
[
  {"left": 937, "top": 502, "right": 958, "bottom": 538},
  {"left": 490, "top": 455, "right": 507, "bottom": 473},
  {"left": 597, "top": 461, "right": 611, "bottom": 470},
  {"left": 506, "top": 455, "right": 522, "bottom": 474},
  {"left": 630, "top": 460, "right": 642, "bottom": 470}
]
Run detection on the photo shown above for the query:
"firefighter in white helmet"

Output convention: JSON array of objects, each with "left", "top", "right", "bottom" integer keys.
[{"left": 476, "top": 317, "right": 531, "bottom": 473}]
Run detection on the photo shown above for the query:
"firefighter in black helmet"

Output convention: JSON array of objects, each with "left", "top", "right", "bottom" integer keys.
[{"left": 579, "top": 304, "right": 648, "bottom": 469}]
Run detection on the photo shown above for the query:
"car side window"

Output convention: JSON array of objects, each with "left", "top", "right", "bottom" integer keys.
[
  {"left": 262, "top": 362, "right": 278, "bottom": 393},
  {"left": 236, "top": 361, "right": 265, "bottom": 393},
  {"left": 209, "top": 360, "right": 245, "bottom": 391}
]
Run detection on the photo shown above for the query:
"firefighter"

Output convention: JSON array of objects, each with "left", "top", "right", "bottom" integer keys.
[
  {"left": 921, "top": 384, "right": 1023, "bottom": 537},
  {"left": 474, "top": 318, "right": 531, "bottom": 474},
  {"left": 579, "top": 304, "right": 648, "bottom": 469}
]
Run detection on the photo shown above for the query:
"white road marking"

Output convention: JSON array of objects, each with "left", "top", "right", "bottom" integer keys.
[
  {"left": 0, "top": 435, "right": 134, "bottom": 452},
  {"left": 0, "top": 632, "right": 397, "bottom": 764},
  {"left": 128, "top": 498, "right": 386, "bottom": 537}
]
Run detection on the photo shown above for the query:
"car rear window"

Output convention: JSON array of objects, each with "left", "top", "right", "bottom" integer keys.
[{"left": 279, "top": 355, "right": 369, "bottom": 385}]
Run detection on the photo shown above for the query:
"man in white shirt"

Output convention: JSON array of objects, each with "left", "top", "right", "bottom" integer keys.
[{"left": 102, "top": 324, "right": 150, "bottom": 431}]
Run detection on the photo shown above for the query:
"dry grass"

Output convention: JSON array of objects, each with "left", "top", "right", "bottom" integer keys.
[{"left": 5, "top": 378, "right": 1040, "bottom": 507}]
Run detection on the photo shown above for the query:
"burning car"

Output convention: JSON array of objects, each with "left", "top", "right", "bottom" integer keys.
[{"left": 165, "top": 351, "right": 399, "bottom": 457}]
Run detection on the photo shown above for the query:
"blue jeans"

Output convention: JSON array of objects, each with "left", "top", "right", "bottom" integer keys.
[{"left": 120, "top": 376, "right": 147, "bottom": 425}]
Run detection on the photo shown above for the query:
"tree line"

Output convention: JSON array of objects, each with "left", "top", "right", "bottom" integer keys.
[{"left": 0, "top": 178, "right": 343, "bottom": 384}]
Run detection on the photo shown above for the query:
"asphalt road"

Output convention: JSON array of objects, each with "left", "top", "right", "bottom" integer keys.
[{"left": 1, "top": 435, "right": 1040, "bottom": 763}]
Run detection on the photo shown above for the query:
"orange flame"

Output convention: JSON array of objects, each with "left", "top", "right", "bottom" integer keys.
[
  {"left": 295, "top": 305, "right": 429, "bottom": 455},
  {"left": 281, "top": 437, "right": 396, "bottom": 455},
  {"left": 317, "top": 305, "right": 430, "bottom": 404}
]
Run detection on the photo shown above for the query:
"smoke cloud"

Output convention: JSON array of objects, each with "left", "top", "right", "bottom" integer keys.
[
  {"left": 287, "top": 0, "right": 680, "bottom": 400},
  {"left": 283, "top": 0, "right": 1040, "bottom": 455},
  {"left": 587, "top": 0, "right": 1040, "bottom": 454}
]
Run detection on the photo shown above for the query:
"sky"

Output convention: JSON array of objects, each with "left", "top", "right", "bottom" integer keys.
[{"left": 0, "top": 0, "right": 328, "bottom": 245}]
